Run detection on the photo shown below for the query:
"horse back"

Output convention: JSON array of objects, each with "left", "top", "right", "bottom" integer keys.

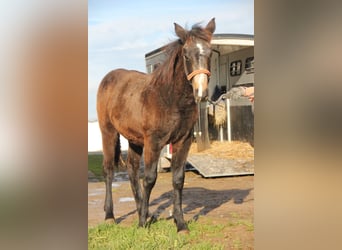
[{"left": 97, "top": 68, "right": 197, "bottom": 147}]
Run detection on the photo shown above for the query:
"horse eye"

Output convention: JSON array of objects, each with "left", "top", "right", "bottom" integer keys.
[{"left": 184, "top": 55, "right": 190, "bottom": 61}]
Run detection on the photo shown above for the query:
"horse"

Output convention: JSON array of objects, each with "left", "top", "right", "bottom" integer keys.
[{"left": 96, "top": 18, "right": 216, "bottom": 232}]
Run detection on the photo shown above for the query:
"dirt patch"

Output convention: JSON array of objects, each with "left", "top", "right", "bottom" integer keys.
[{"left": 88, "top": 141, "right": 254, "bottom": 248}]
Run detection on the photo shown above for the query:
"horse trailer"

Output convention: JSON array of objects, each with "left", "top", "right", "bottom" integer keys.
[{"left": 145, "top": 34, "right": 254, "bottom": 166}]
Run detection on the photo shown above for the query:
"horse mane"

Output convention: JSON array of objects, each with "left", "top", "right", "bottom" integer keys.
[
  {"left": 150, "top": 24, "right": 212, "bottom": 87},
  {"left": 149, "top": 40, "right": 184, "bottom": 87}
]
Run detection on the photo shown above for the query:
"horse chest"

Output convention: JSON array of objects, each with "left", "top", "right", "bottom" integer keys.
[{"left": 169, "top": 105, "right": 197, "bottom": 132}]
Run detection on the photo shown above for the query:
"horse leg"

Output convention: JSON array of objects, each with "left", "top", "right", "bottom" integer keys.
[
  {"left": 101, "top": 129, "right": 119, "bottom": 223},
  {"left": 139, "top": 143, "right": 161, "bottom": 227},
  {"left": 171, "top": 135, "right": 192, "bottom": 232},
  {"left": 126, "top": 143, "right": 143, "bottom": 220}
]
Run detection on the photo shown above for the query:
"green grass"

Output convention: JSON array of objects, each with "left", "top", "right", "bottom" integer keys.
[
  {"left": 88, "top": 217, "right": 254, "bottom": 250},
  {"left": 88, "top": 219, "right": 225, "bottom": 250},
  {"left": 228, "top": 212, "right": 254, "bottom": 232},
  {"left": 88, "top": 154, "right": 254, "bottom": 249},
  {"left": 88, "top": 154, "right": 104, "bottom": 180}
]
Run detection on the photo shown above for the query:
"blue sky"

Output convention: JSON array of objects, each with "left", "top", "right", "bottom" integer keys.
[{"left": 88, "top": 0, "right": 254, "bottom": 120}]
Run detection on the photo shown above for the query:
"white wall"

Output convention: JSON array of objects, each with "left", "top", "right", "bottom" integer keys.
[
  {"left": 88, "top": 121, "right": 129, "bottom": 152},
  {"left": 88, "top": 121, "right": 103, "bottom": 152}
]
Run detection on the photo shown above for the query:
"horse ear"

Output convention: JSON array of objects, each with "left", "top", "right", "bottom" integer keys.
[
  {"left": 205, "top": 18, "right": 216, "bottom": 34},
  {"left": 174, "top": 23, "right": 187, "bottom": 43}
]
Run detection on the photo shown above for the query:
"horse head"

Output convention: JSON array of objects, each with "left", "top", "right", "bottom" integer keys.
[{"left": 174, "top": 18, "right": 216, "bottom": 102}]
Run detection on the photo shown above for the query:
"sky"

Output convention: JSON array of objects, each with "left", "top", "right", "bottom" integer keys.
[{"left": 88, "top": 0, "right": 254, "bottom": 120}]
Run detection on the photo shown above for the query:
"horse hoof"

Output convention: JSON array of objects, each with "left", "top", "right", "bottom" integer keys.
[
  {"left": 105, "top": 218, "right": 116, "bottom": 224},
  {"left": 178, "top": 229, "right": 190, "bottom": 235}
]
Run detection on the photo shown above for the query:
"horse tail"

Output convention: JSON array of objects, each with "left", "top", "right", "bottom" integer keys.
[{"left": 114, "top": 135, "right": 126, "bottom": 169}]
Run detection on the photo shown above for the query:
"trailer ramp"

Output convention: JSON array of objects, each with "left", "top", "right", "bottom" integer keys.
[{"left": 186, "top": 155, "right": 254, "bottom": 178}]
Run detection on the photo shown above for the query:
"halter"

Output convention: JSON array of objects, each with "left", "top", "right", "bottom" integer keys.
[{"left": 186, "top": 69, "right": 211, "bottom": 81}]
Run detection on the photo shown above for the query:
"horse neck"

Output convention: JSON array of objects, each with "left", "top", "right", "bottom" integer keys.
[
  {"left": 155, "top": 72, "right": 194, "bottom": 107},
  {"left": 170, "top": 62, "right": 190, "bottom": 97},
  {"left": 150, "top": 50, "right": 194, "bottom": 105}
]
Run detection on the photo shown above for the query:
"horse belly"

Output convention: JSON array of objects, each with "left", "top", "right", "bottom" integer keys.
[{"left": 115, "top": 119, "right": 145, "bottom": 146}]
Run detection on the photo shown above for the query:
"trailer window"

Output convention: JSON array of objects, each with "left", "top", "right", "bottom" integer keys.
[
  {"left": 245, "top": 57, "right": 254, "bottom": 73},
  {"left": 230, "top": 60, "right": 242, "bottom": 76}
]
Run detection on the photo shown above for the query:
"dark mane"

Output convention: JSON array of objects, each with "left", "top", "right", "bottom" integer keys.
[
  {"left": 150, "top": 40, "right": 184, "bottom": 87},
  {"left": 150, "top": 25, "right": 212, "bottom": 87}
]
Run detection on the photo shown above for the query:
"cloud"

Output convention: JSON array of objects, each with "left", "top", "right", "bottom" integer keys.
[{"left": 88, "top": 1, "right": 254, "bottom": 119}]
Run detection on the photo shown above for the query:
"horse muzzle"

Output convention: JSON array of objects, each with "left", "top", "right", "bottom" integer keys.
[{"left": 187, "top": 69, "right": 210, "bottom": 102}]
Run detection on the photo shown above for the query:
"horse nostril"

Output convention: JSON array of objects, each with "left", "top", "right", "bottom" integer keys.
[{"left": 195, "top": 90, "right": 208, "bottom": 103}]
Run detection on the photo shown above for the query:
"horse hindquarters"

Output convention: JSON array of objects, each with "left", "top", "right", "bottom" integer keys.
[{"left": 97, "top": 70, "right": 127, "bottom": 223}]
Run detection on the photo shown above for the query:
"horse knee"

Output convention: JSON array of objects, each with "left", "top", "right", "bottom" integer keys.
[
  {"left": 173, "top": 182, "right": 184, "bottom": 191},
  {"left": 103, "top": 160, "right": 114, "bottom": 177},
  {"left": 173, "top": 175, "right": 185, "bottom": 190},
  {"left": 144, "top": 172, "right": 157, "bottom": 189}
]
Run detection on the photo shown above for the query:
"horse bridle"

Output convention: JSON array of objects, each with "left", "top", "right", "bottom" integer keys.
[{"left": 186, "top": 69, "right": 211, "bottom": 81}]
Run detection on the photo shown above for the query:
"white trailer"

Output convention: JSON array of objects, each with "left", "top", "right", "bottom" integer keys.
[
  {"left": 146, "top": 34, "right": 254, "bottom": 97},
  {"left": 145, "top": 34, "right": 254, "bottom": 170}
]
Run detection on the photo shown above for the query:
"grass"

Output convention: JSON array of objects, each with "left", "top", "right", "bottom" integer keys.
[
  {"left": 88, "top": 154, "right": 254, "bottom": 249},
  {"left": 88, "top": 217, "right": 254, "bottom": 249},
  {"left": 88, "top": 154, "right": 104, "bottom": 180},
  {"left": 88, "top": 219, "right": 226, "bottom": 250}
]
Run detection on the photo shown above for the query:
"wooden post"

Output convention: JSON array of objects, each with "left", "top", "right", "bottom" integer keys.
[
  {"left": 196, "top": 101, "right": 210, "bottom": 152},
  {"left": 226, "top": 98, "right": 231, "bottom": 142}
]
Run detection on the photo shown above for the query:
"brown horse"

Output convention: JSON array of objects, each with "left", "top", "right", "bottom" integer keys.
[{"left": 96, "top": 18, "right": 215, "bottom": 232}]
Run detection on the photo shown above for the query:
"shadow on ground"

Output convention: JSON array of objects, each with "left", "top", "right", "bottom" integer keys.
[{"left": 116, "top": 187, "right": 252, "bottom": 224}]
